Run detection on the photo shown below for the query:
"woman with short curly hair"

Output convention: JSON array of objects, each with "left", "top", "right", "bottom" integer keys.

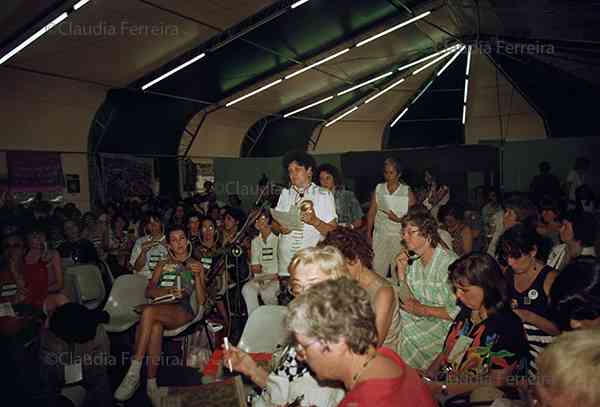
[
  {"left": 394, "top": 211, "right": 460, "bottom": 370},
  {"left": 287, "top": 277, "right": 436, "bottom": 407},
  {"left": 320, "top": 227, "right": 401, "bottom": 351}
]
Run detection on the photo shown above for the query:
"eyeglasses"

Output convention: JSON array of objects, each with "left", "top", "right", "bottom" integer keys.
[
  {"left": 294, "top": 338, "right": 320, "bottom": 359},
  {"left": 402, "top": 227, "right": 420, "bottom": 237}
]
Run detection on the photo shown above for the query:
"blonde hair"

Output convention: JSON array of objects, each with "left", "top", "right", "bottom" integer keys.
[
  {"left": 288, "top": 246, "right": 348, "bottom": 279},
  {"left": 537, "top": 328, "right": 600, "bottom": 406}
]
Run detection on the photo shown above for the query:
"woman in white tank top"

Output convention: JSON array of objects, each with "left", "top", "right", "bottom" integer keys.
[{"left": 366, "top": 157, "right": 415, "bottom": 283}]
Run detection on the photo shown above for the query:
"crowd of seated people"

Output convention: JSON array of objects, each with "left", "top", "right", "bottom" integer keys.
[{"left": 0, "top": 152, "right": 599, "bottom": 406}]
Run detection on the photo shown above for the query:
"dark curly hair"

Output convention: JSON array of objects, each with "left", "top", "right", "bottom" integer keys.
[
  {"left": 319, "top": 227, "right": 373, "bottom": 270},
  {"left": 316, "top": 163, "right": 342, "bottom": 187},
  {"left": 282, "top": 150, "right": 317, "bottom": 173},
  {"left": 496, "top": 223, "right": 549, "bottom": 266}
]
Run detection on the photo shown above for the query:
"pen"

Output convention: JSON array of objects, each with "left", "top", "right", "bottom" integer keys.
[{"left": 223, "top": 337, "right": 233, "bottom": 372}]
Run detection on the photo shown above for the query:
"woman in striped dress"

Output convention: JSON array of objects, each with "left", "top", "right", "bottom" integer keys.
[{"left": 497, "top": 224, "right": 560, "bottom": 378}]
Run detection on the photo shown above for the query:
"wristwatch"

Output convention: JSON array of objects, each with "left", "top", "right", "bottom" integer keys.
[{"left": 441, "top": 383, "right": 449, "bottom": 397}]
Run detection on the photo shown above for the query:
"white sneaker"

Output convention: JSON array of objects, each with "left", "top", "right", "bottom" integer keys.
[
  {"left": 114, "top": 373, "right": 140, "bottom": 401},
  {"left": 147, "top": 385, "right": 164, "bottom": 407}
]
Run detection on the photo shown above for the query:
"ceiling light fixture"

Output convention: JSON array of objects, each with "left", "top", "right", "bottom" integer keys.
[
  {"left": 325, "top": 106, "right": 358, "bottom": 127},
  {"left": 337, "top": 71, "right": 393, "bottom": 96},
  {"left": 356, "top": 11, "right": 432, "bottom": 48},
  {"left": 391, "top": 108, "right": 409, "bottom": 127},
  {"left": 285, "top": 48, "right": 350, "bottom": 80},
  {"left": 73, "top": 0, "right": 92, "bottom": 10},
  {"left": 226, "top": 78, "right": 284, "bottom": 107},
  {"left": 364, "top": 78, "right": 406, "bottom": 104},
  {"left": 411, "top": 48, "right": 456, "bottom": 76},
  {"left": 462, "top": 105, "right": 467, "bottom": 125},
  {"left": 142, "top": 53, "right": 206, "bottom": 90},
  {"left": 436, "top": 45, "right": 465, "bottom": 77},
  {"left": 283, "top": 95, "right": 334, "bottom": 118},
  {"left": 397, "top": 44, "right": 460, "bottom": 72},
  {"left": 463, "top": 79, "right": 469, "bottom": 104},
  {"left": 291, "top": 0, "right": 311, "bottom": 9},
  {"left": 412, "top": 80, "right": 433, "bottom": 104},
  {"left": 0, "top": 12, "right": 68, "bottom": 65},
  {"left": 465, "top": 45, "right": 472, "bottom": 76}
]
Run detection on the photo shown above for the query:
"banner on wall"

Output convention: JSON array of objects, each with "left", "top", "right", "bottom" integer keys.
[
  {"left": 6, "top": 151, "right": 65, "bottom": 192},
  {"left": 100, "top": 153, "right": 154, "bottom": 201}
]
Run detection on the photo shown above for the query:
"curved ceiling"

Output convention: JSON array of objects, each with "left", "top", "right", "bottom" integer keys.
[{"left": 1, "top": 0, "right": 599, "bottom": 158}]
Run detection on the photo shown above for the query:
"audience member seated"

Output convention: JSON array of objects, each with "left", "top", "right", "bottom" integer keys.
[
  {"left": 186, "top": 211, "right": 202, "bottom": 246},
  {"left": 532, "top": 328, "right": 600, "bottom": 407},
  {"left": 223, "top": 246, "right": 346, "bottom": 407},
  {"left": 438, "top": 202, "right": 475, "bottom": 256},
  {"left": 481, "top": 188, "right": 503, "bottom": 246},
  {"left": 114, "top": 225, "right": 206, "bottom": 406},
  {"left": 547, "top": 210, "right": 597, "bottom": 271},
  {"left": 320, "top": 227, "right": 401, "bottom": 352},
  {"left": 423, "top": 168, "right": 450, "bottom": 220},
  {"left": 550, "top": 258, "right": 600, "bottom": 330},
  {"left": 286, "top": 277, "right": 436, "bottom": 407},
  {"left": 58, "top": 219, "right": 99, "bottom": 266},
  {"left": 317, "top": 163, "right": 363, "bottom": 229},
  {"left": 424, "top": 253, "right": 528, "bottom": 400},
  {"left": 497, "top": 224, "right": 560, "bottom": 378},
  {"left": 81, "top": 212, "right": 107, "bottom": 260},
  {"left": 487, "top": 195, "right": 537, "bottom": 257},
  {"left": 106, "top": 213, "right": 135, "bottom": 277},
  {"left": 395, "top": 211, "right": 460, "bottom": 370},
  {"left": 23, "top": 226, "right": 69, "bottom": 315},
  {"left": 129, "top": 212, "right": 168, "bottom": 279},
  {"left": 1, "top": 232, "right": 32, "bottom": 336},
  {"left": 536, "top": 197, "right": 562, "bottom": 246},
  {"left": 366, "top": 157, "right": 415, "bottom": 282},
  {"left": 40, "top": 303, "right": 111, "bottom": 407},
  {"left": 243, "top": 209, "right": 279, "bottom": 316}
]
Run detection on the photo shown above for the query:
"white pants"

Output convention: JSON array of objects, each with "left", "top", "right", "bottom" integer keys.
[
  {"left": 372, "top": 231, "right": 403, "bottom": 284},
  {"left": 242, "top": 278, "right": 280, "bottom": 315}
]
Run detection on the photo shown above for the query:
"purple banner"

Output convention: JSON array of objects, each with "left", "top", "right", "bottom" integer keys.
[{"left": 7, "top": 151, "right": 64, "bottom": 192}]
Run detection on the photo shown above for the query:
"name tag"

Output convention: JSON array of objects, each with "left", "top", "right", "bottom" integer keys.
[{"left": 262, "top": 248, "right": 274, "bottom": 262}]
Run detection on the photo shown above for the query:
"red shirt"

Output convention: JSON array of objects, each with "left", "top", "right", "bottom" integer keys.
[{"left": 338, "top": 347, "right": 436, "bottom": 407}]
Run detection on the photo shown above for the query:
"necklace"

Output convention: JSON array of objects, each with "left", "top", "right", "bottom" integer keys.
[
  {"left": 351, "top": 350, "right": 377, "bottom": 388},
  {"left": 292, "top": 184, "right": 310, "bottom": 201}
]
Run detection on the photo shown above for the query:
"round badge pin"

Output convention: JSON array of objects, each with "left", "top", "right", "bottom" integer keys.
[{"left": 528, "top": 289, "right": 539, "bottom": 300}]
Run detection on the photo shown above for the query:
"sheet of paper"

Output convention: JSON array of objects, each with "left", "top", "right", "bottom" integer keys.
[
  {"left": 0, "top": 302, "right": 15, "bottom": 317},
  {"left": 379, "top": 195, "right": 408, "bottom": 217},
  {"left": 270, "top": 207, "right": 303, "bottom": 231}
]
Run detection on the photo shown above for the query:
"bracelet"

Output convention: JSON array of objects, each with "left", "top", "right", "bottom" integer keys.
[{"left": 440, "top": 383, "right": 449, "bottom": 396}]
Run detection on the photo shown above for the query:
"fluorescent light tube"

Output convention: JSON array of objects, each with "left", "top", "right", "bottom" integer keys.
[
  {"left": 142, "top": 53, "right": 206, "bottom": 90},
  {"left": 356, "top": 11, "right": 431, "bottom": 48},
  {"left": 436, "top": 45, "right": 465, "bottom": 77},
  {"left": 226, "top": 79, "right": 283, "bottom": 107},
  {"left": 291, "top": 0, "right": 310, "bottom": 8},
  {"left": 411, "top": 48, "right": 456, "bottom": 75},
  {"left": 285, "top": 48, "right": 350, "bottom": 80},
  {"left": 466, "top": 45, "right": 472, "bottom": 76},
  {"left": 0, "top": 12, "right": 68, "bottom": 65},
  {"left": 397, "top": 44, "right": 460, "bottom": 72},
  {"left": 337, "top": 71, "right": 393, "bottom": 96},
  {"left": 325, "top": 106, "right": 358, "bottom": 127},
  {"left": 391, "top": 108, "right": 409, "bottom": 127},
  {"left": 364, "top": 78, "right": 405, "bottom": 104},
  {"left": 284, "top": 95, "right": 334, "bottom": 118},
  {"left": 73, "top": 0, "right": 91, "bottom": 10},
  {"left": 462, "top": 104, "right": 467, "bottom": 124},
  {"left": 412, "top": 81, "right": 433, "bottom": 104},
  {"left": 463, "top": 79, "right": 469, "bottom": 104}
]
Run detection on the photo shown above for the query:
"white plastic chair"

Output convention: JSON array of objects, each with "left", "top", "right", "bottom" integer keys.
[
  {"left": 63, "top": 264, "right": 106, "bottom": 310},
  {"left": 102, "top": 274, "right": 148, "bottom": 333},
  {"left": 237, "top": 305, "right": 289, "bottom": 353}
]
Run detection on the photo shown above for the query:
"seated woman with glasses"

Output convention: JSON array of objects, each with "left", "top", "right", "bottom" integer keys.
[
  {"left": 223, "top": 246, "right": 346, "bottom": 407},
  {"left": 395, "top": 211, "right": 460, "bottom": 371},
  {"left": 287, "top": 277, "right": 436, "bottom": 407},
  {"left": 319, "top": 227, "right": 401, "bottom": 352},
  {"left": 423, "top": 253, "right": 528, "bottom": 400}
]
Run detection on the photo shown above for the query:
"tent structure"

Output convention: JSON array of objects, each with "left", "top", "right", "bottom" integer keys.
[{"left": 1, "top": 0, "right": 599, "bottom": 198}]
